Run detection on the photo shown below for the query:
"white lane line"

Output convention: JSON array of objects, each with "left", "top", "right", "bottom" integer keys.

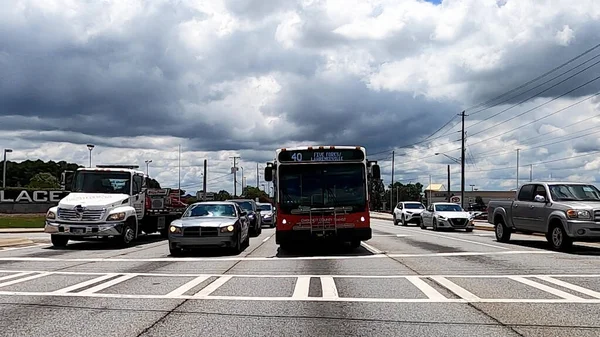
[
  {"left": 292, "top": 276, "right": 311, "bottom": 299},
  {"left": 405, "top": 276, "right": 447, "bottom": 300},
  {"left": 430, "top": 276, "right": 480, "bottom": 301},
  {"left": 0, "top": 243, "right": 52, "bottom": 252},
  {"left": 396, "top": 234, "right": 411, "bottom": 237},
  {"left": 0, "top": 272, "right": 37, "bottom": 282},
  {"left": 79, "top": 274, "right": 137, "bottom": 294},
  {"left": 536, "top": 276, "right": 600, "bottom": 299},
  {"left": 360, "top": 241, "right": 383, "bottom": 254},
  {"left": 53, "top": 274, "right": 119, "bottom": 294},
  {"left": 262, "top": 235, "right": 272, "bottom": 243},
  {"left": 0, "top": 272, "right": 49, "bottom": 288},
  {"left": 371, "top": 222, "right": 510, "bottom": 250},
  {"left": 509, "top": 276, "right": 584, "bottom": 300},
  {"left": 0, "top": 250, "right": 555, "bottom": 262},
  {"left": 166, "top": 275, "right": 210, "bottom": 297},
  {"left": 193, "top": 276, "right": 232, "bottom": 298},
  {"left": 320, "top": 276, "right": 339, "bottom": 299}
]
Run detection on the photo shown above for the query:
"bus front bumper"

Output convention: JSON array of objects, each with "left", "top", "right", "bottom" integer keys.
[{"left": 276, "top": 227, "right": 372, "bottom": 244}]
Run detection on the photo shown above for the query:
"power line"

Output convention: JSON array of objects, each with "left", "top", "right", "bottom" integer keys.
[
  {"left": 465, "top": 42, "right": 600, "bottom": 114},
  {"left": 467, "top": 149, "right": 600, "bottom": 173},
  {"left": 423, "top": 115, "right": 458, "bottom": 140}
]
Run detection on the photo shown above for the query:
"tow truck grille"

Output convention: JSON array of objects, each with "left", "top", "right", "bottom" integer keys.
[
  {"left": 449, "top": 218, "right": 468, "bottom": 227},
  {"left": 57, "top": 208, "right": 104, "bottom": 221}
]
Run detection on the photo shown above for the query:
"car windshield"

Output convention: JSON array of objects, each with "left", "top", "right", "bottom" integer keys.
[
  {"left": 258, "top": 204, "right": 272, "bottom": 211},
  {"left": 405, "top": 203, "right": 424, "bottom": 209},
  {"left": 72, "top": 171, "right": 131, "bottom": 194},
  {"left": 233, "top": 201, "right": 254, "bottom": 211},
  {"left": 183, "top": 204, "right": 236, "bottom": 218},
  {"left": 548, "top": 184, "right": 600, "bottom": 201},
  {"left": 278, "top": 163, "right": 365, "bottom": 213},
  {"left": 435, "top": 204, "right": 463, "bottom": 212}
]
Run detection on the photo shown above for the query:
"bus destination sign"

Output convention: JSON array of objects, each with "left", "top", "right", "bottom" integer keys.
[{"left": 278, "top": 149, "right": 365, "bottom": 162}]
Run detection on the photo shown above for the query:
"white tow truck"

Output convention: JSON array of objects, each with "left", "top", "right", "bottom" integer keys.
[{"left": 45, "top": 165, "right": 186, "bottom": 247}]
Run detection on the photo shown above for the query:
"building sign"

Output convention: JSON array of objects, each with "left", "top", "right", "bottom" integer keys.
[
  {"left": 0, "top": 190, "right": 69, "bottom": 203},
  {"left": 278, "top": 149, "right": 365, "bottom": 163}
]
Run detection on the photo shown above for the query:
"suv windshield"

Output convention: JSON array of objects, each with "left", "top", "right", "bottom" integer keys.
[
  {"left": 435, "top": 204, "right": 463, "bottom": 212},
  {"left": 184, "top": 204, "right": 236, "bottom": 217},
  {"left": 72, "top": 171, "right": 131, "bottom": 194},
  {"left": 278, "top": 163, "right": 365, "bottom": 213},
  {"left": 233, "top": 201, "right": 254, "bottom": 211},
  {"left": 548, "top": 184, "right": 600, "bottom": 201},
  {"left": 405, "top": 203, "right": 424, "bottom": 209},
  {"left": 258, "top": 204, "right": 272, "bottom": 211}
]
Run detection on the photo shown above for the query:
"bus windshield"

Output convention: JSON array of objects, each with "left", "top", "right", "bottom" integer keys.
[
  {"left": 72, "top": 171, "right": 131, "bottom": 194},
  {"left": 278, "top": 163, "right": 366, "bottom": 213}
]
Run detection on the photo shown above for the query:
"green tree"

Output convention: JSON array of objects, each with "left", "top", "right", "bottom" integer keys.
[
  {"left": 26, "top": 172, "right": 61, "bottom": 189},
  {"left": 241, "top": 186, "right": 268, "bottom": 200},
  {"left": 369, "top": 178, "right": 385, "bottom": 210},
  {"left": 215, "top": 190, "right": 232, "bottom": 201},
  {"left": 1, "top": 159, "right": 81, "bottom": 188},
  {"left": 385, "top": 182, "right": 424, "bottom": 205}
]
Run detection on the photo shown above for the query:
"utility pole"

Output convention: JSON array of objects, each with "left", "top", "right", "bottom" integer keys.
[
  {"left": 516, "top": 148, "right": 520, "bottom": 191},
  {"left": 203, "top": 159, "right": 207, "bottom": 201},
  {"left": 178, "top": 144, "right": 181, "bottom": 201},
  {"left": 2, "top": 149, "right": 13, "bottom": 189},
  {"left": 529, "top": 164, "right": 532, "bottom": 182},
  {"left": 390, "top": 150, "right": 395, "bottom": 210},
  {"left": 460, "top": 111, "right": 466, "bottom": 209},
  {"left": 428, "top": 175, "right": 432, "bottom": 205},
  {"left": 447, "top": 164, "right": 451, "bottom": 201},
  {"left": 230, "top": 156, "right": 240, "bottom": 197},
  {"left": 256, "top": 163, "right": 259, "bottom": 188},
  {"left": 470, "top": 184, "right": 475, "bottom": 191}
]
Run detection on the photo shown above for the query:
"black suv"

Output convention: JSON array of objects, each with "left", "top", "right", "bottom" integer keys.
[{"left": 230, "top": 199, "right": 262, "bottom": 236}]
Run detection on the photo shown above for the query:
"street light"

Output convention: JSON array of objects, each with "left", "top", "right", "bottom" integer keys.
[
  {"left": 2, "top": 149, "right": 13, "bottom": 189},
  {"left": 87, "top": 144, "right": 95, "bottom": 167},
  {"left": 144, "top": 159, "right": 152, "bottom": 175},
  {"left": 434, "top": 152, "right": 461, "bottom": 164},
  {"left": 435, "top": 152, "right": 462, "bottom": 204}
]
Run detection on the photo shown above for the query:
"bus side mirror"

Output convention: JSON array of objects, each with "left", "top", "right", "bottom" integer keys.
[
  {"left": 264, "top": 167, "right": 272, "bottom": 182},
  {"left": 372, "top": 164, "right": 381, "bottom": 180}
]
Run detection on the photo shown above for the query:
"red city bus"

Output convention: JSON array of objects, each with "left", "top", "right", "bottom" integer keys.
[{"left": 263, "top": 146, "right": 381, "bottom": 249}]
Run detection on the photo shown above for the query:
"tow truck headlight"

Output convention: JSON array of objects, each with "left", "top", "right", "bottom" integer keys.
[
  {"left": 107, "top": 212, "right": 126, "bottom": 221},
  {"left": 46, "top": 211, "right": 56, "bottom": 220},
  {"left": 220, "top": 225, "right": 235, "bottom": 233},
  {"left": 169, "top": 225, "right": 182, "bottom": 234},
  {"left": 566, "top": 209, "right": 591, "bottom": 219}
]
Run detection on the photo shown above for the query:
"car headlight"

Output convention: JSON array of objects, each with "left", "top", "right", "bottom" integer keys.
[
  {"left": 566, "top": 209, "right": 592, "bottom": 219},
  {"left": 220, "top": 225, "right": 235, "bottom": 233},
  {"left": 438, "top": 216, "right": 446, "bottom": 220},
  {"left": 107, "top": 212, "right": 126, "bottom": 221},
  {"left": 169, "top": 225, "right": 182, "bottom": 234},
  {"left": 46, "top": 211, "right": 56, "bottom": 220}
]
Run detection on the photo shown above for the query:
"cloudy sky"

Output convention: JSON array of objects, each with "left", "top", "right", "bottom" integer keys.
[{"left": 2, "top": 0, "right": 600, "bottom": 195}]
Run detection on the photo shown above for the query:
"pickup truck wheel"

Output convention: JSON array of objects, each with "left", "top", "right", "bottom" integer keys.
[
  {"left": 547, "top": 224, "right": 573, "bottom": 251},
  {"left": 494, "top": 219, "right": 511, "bottom": 243}
]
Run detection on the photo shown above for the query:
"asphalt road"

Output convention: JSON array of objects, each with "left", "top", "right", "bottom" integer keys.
[{"left": 1, "top": 218, "right": 600, "bottom": 336}]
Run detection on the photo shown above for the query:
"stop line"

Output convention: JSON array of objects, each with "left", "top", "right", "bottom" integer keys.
[{"left": 1, "top": 269, "right": 600, "bottom": 303}]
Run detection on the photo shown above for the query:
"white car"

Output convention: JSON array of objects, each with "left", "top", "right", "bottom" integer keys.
[
  {"left": 392, "top": 201, "right": 426, "bottom": 226},
  {"left": 420, "top": 202, "right": 474, "bottom": 232}
]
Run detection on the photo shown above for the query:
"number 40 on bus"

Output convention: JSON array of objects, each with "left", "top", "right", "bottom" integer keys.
[{"left": 263, "top": 146, "right": 381, "bottom": 249}]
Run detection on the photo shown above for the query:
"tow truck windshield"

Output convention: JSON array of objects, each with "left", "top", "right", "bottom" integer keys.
[
  {"left": 72, "top": 171, "right": 131, "bottom": 194},
  {"left": 278, "top": 163, "right": 365, "bottom": 213}
]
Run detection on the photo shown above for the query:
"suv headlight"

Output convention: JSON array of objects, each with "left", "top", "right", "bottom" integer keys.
[
  {"left": 46, "top": 211, "right": 56, "bottom": 220},
  {"left": 566, "top": 209, "right": 592, "bottom": 219},
  {"left": 107, "top": 212, "right": 126, "bottom": 221}
]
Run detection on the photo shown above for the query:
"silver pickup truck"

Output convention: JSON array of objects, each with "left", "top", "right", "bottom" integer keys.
[{"left": 487, "top": 181, "right": 600, "bottom": 251}]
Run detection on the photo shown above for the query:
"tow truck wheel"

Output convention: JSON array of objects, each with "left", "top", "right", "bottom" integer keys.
[
  {"left": 120, "top": 222, "right": 135, "bottom": 246},
  {"left": 51, "top": 235, "right": 69, "bottom": 248}
]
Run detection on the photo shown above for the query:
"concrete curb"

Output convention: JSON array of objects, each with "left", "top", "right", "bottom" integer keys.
[{"left": 0, "top": 238, "right": 35, "bottom": 248}]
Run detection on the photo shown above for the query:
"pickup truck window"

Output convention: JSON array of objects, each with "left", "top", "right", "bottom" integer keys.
[
  {"left": 533, "top": 184, "right": 548, "bottom": 199},
  {"left": 517, "top": 184, "right": 534, "bottom": 201},
  {"left": 548, "top": 184, "right": 600, "bottom": 201}
]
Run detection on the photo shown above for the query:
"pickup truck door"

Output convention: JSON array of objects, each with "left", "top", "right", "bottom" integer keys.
[
  {"left": 512, "top": 184, "right": 537, "bottom": 231},
  {"left": 529, "top": 184, "right": 552, "bottom": 232}
]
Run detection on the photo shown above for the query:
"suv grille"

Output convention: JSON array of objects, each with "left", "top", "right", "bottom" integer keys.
[{"left": 57, "top": 208, "right": 105, "bottom": 221}]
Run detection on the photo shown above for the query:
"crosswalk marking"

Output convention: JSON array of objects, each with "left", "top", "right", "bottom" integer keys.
[
  {"left": 536, "top": 276, "right": 600, "bottom": 299},
  {"left": 292, "top": 276, "right": 311, "bottom": 299},
  {"left": 430, "top": 276, "right": 480, "bottom": 301},
  {"left": 0, "top": 269, "right": 599, "bottom": 303},
  {"left": 193, "top": 276, "right": 232, "bottom": 298},
  {"left": 406, "top": 276, "right": 446, "bottom": 300},
  {"left": 166, "top": 276, "right": 210, "bottom": 297},
  {"left": 509, "top": 276, "right": 584, "bottom": 300},
  {"left": 320, "top": 277, "right": 339, "bottom": 299},
  {"left": 53, "top": 274, "right": 119, "bottom": 294},
  {"left": 79, "top": 274, "right": 137, "bottom": 294}
]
